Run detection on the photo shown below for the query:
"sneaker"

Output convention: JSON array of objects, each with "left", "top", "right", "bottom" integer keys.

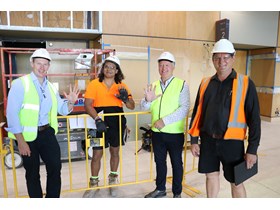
[
  {"left": 83, "top": 177, "right": 99, "bottom": 198},
  {"left": 144, "top": 189, "right": 166, "bottom": 198},
  {"left": 89, "top": 177, "right": 99, "bottom": 187},
  {"left": 108, "top": 174, "right": 118, "bottom": 197}
]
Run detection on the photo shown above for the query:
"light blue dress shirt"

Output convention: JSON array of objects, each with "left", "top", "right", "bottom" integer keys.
[{"left": 5, "top": 72, "right": 70, "bottom": 135}]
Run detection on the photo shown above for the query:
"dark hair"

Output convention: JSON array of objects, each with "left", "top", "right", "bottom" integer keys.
[{"left": 98, "top": 61, "right": 125, "bottom": 84}]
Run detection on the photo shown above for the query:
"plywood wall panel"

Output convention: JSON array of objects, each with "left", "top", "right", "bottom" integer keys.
[
  {"left": 278, "top": 13, "right": 280, "bottom": 47},
  {"left": 102, "top": 35, "right": 149, "bottom": 103},
  {"left": 103, "top": 12, "right": 148, "bottom": 36},
  {"left": 275, "top": 63, "right": 280, "bottom": 87},
  {"left": 103, "top": 11, "right": 219, "bottom": 41},
  {"left": 233, "top": 50, "right": 247, "bottom": 75},
  {"left": 1, "top": 11, "right": 98, "bottom": 30},
  {"left": 10, "top": 11, "right": 40, "bottom": 27},
  {"left": 147, "top": 12, "right": 186, "bottom": 38},
  {"left": 251, "top": 59, "right": 275, "bottom": 87},
  {"left": 0, "top": 11, "right": 7, "bottom": 25},
  {"left": 272, "top": 94, "right": 280, "bottom": 117},
  {"left": 249, "top": 48, "right": 276, "bottom": 56},
  {"left": 185, "top": 11, "right": 219, "bottom": 41},
  {"left": 258, "top": 92, "right": 273, "bottom": 117},
  {"left": 275, "top": 48, "right": 280, "bottom": 86},
  {"left": 43, "top": 11, "right": 70, "bottom": 28},
  {"left": 102, "top": 35, "right": 221, "bottom": 105},
  {"left": 73, "top": 11, "right": 84, "bottom": 29},
  {"left": 73, "top": 11, "right": 99, "bottom": 30},
  {"left": 102, "top": 33, "right": 247, "bottom": 107}
]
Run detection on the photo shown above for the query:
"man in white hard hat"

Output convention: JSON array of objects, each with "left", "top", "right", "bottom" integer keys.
[
  {"left": 83, "top": 55, "right": 135, "bottom": 197},
  {"left": 5, "top": 48, "right": 80, "bottom": 198},
  {"left": 141, "top": 51, "right": 190, "bottom": 198},
  {"left": 188, "top": 39, "right": 261, "bottom": 197}
]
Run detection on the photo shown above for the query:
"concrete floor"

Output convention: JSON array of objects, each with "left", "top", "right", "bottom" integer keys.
[
  {"left": 1, "top": 120, "right": 280, "bottom": 203},
  {"left": 69, "top": 120, "right": 280, "bottom": 198}
]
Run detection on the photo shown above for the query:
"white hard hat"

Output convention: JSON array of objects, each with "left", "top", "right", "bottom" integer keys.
[
  {"left": 212, "top": 39, "right": 235, "bottom": 54},
  {"left": 105, "top": 55, "right": 120, "bottom": 66},
  {"left": 30, "top": 48, "right": 52, "bottom": 62},
  {"left": 158, "top": 51, "right": 176, "bottom": 63}
]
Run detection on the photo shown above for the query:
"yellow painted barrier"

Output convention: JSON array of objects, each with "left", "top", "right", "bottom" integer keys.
[{"left": 0, "top": 111, "right": 201, "bottom": 198}]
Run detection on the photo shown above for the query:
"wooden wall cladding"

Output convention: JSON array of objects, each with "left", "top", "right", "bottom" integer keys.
[
  {"left": 248, "top": 48, "right": 276, "bottom": 56},
  {"left": 74, "top": 11, "right": 98, "bottom": 30},
  {"left": 258, "top": 92, "right": 273, "bottom": 117},
  {"left": 0, "top": 11, "right": 7, "bottom": 25},
  {"left": 10, "top": 11, "right": 40, "bottom": 27},
  {"left": 72, "top": 11, "right": 84, "bottom": 29},
  {"left": 233, "top": 50, "right": 247, "bottom": 75},
  {"left": 278, "top": 14, "right": 280, "bottom": 47},
  {"left": 185, "top": 11, "right": 219, "bottom": 41},
  {"left": 251, "top": 59, "right": 275, "bottom": 87},
  {"left": 1, "top": 11, "right": 97, "bottom": 30},
  {"left": 147, "top": 12, "right": 187, "bottom": 38},
  {"left": 43, "top": 11, "right": 71, "bottom": 28},
  {"left": 272, "top": 93, "right": 280, "bottom": 117},
  {"left": 257, "top": 92, "right": 280, "bottom": 117},
  {"left": 103, "top": 12, "right": 148, "bottom": 36},
  {"left": 103, "top": 11, "right": 219, "bottom": 41},
  {"left": 275, "top": 48, "right": 280, "bottom": 86},
  {"left": 102, "top": 35, "right": 149, "bottom": 103},
  {"left": 102, "top": 34, "right": 246, "bottom": 106},
  {"left": 275, "top": 63, "right": 280, "bottom": 86}
]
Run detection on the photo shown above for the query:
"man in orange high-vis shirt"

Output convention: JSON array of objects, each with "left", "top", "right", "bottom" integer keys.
[
  {"left": 188, "top": 39, "right": 261, "bottom": 198},
  {"left": 83, "top": 55, "right": 135, "bottom": 197}
]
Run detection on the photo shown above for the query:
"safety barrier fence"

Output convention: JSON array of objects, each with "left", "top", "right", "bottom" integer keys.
[{"left": 0, "top": 111, "right": 201, "bottom": 198}]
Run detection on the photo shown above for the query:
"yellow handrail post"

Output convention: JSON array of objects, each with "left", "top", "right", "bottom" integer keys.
[{"left": 0, "top": 122, "right": 9, "bottom": 197}]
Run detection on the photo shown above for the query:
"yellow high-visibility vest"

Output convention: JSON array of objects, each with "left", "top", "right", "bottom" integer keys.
[
  {"left": 150, "top": 77, "right": 185, "bottom": 133},
  {"left": 8, "top": 74, "right": 58, "bottom": 141}
]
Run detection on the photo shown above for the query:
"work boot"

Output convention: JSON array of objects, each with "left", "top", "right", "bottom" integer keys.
[
  {"left": 108, "top": 173, "right": 118, "bottom": 197},
  {"left": 82, "top": 177, "right": 99, "bottom": 198}
]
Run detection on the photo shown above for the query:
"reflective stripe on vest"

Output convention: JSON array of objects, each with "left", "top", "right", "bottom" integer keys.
[
  {"left": 224, "top": 74, "right": 248, "bottom": 140},
  {"left": 21, "top": 103, "right": 39, "bottom": 111},
  {"left": 8, "top": 74, "right": 58, "bottom": 141},
  {"left": 150, "top": 78, "right": 185, "bottom": 133},
  {"left": 188, "top": 73, "right": 249, "bottom": 140}
]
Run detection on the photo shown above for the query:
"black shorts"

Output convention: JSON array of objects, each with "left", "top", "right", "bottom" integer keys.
[
  {"left": 198, "top": 132, "right": 245, "bottom": 183},
  {"left": 93, "top": 125, "right": 126, "bottom": 150},
  {"left": 92, "top": 108, "right": 127, "bottom": 150}
]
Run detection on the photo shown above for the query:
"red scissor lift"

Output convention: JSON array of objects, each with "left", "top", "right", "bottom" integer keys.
[
  {"left": 0, "top": 47, "right": 115, "bottom": 166},
  {"left": 1, "top": 47, "right": 115, "bottom": 113}
]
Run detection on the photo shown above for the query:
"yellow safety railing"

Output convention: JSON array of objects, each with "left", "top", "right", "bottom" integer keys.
[
  {"left": 0, "top": 122, "right": 8, "bottom": 198},
  {"left": 0, "top": 111, "right": 201, "bottom": 198},
  {"left": 166, "top": 108, "right": 201, "bottom": 197}
]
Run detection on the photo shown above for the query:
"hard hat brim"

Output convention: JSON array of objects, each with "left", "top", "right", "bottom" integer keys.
[{"left": 158, "top": 59, "right": 175, "bottom": 63}]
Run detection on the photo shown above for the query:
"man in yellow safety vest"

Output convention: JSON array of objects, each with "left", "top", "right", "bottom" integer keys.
[{"left": 6, "top": 48, "right": 80, "bottom": 198}]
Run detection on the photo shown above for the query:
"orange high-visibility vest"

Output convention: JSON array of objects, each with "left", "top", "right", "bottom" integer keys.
[{"left": 188, "top": 73, "right": 249, "bottom": 140}]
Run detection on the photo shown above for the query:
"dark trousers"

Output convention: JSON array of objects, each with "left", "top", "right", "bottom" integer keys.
[
  {"left": 151, "top": 131, "right": 184, "bottom": 195},
  {"left": 22, "top": 127, "right": 61, "bottom": 198}
]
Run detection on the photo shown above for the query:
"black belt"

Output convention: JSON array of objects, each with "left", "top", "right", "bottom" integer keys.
[
  {"left": 38, "top": 124, "right": 50, "bottom": 132},
  {"left": 211, "top": 134, "right": 223, "bottom": 139}
]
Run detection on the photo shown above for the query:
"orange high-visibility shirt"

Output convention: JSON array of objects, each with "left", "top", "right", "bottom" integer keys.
[{"left": 84, "top": 78, "right": 132, "bottom": 107}]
